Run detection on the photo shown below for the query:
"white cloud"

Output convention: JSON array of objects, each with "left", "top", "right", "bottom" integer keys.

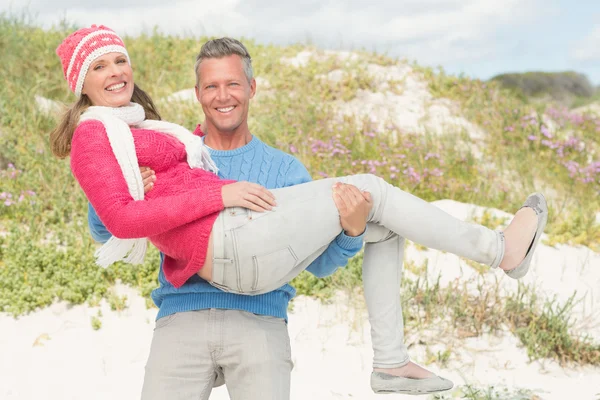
[
  {"left": 4, "top": 0, "right": 545, "bottom": 64},
  {"left": 572, "top": 26, "right": 600, "bottom": 63}
]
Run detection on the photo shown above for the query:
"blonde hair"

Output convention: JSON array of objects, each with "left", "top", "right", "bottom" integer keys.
[{"left": 50, "top": 84, "right": 161, "bottom": 158}]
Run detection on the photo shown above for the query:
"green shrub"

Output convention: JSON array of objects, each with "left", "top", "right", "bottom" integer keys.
[{"left": 491, "top": 71, "right": 595, "bottom": 103}]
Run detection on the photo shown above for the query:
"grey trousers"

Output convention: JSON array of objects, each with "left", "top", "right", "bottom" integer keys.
[
  {"left": 141, "top": 309, "right": 292, "bottom": 400},
  {"left": 211, "top": 174, "right": 504, "bottom": 368}
]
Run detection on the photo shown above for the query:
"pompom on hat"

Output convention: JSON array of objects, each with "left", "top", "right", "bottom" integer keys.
[{"left": 56, "top": 25, "right": 130, "bottom": 96}]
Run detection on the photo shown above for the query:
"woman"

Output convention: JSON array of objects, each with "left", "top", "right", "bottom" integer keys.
[{"left": 51, "top": 25, "right": 547, "bottom": 394}]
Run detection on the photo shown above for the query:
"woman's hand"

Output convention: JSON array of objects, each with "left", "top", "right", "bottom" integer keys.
[
  {"left": 140, "top": 167, "right": 156, "bottom": 194},
  {"left": 221, "top": 182, "right": 277, "bottom": 212}
]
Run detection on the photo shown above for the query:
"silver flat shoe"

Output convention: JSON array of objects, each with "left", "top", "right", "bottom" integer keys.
[
  {"left": 371, "top": 371, "right": 454, "bottom": 395},
  {"left": 504, "top": 192, "right": 548, "bottom": 280}
]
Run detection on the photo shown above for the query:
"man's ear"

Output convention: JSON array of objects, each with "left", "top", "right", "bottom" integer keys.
[
  {"left": 249, "top": 78, "right": 256, "bottom": 99},
  {"left": 194, "top": 85, "right": 200, "bottom": 103}
]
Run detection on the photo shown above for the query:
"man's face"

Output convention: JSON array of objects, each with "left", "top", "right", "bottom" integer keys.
[{"left": 195, "top": 54, "right": 256, "bottom": 136}]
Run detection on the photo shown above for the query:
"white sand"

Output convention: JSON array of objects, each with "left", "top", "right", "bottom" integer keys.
[
  {"left": 1, "top": 290, "right": 598, "bottom": 399},
  {"left": 2, "top": 200, "right": 599, "bottom": 399},
  {"left": 333, "top": 63, "right": 484, "bottom": 139},
  {"left": 572, "top": 102, "right": 600, "bottom": 116},
  {"left": 280, "top": 50, "right": 359, "bottom": 68},
  {"left": 281, "top": 50, "right": 484, "bottom": 143}
]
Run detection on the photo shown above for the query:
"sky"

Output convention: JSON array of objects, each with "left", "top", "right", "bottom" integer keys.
[{"left": 3, "top": 0, "right": 600, "bottom": 84}]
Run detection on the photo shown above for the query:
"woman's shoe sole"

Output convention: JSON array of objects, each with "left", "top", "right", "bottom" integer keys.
[{"left": 504, "top": 192, "right": 548, "bottom": 280}]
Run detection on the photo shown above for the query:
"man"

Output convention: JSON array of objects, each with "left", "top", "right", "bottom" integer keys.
[
  {"left": 90, "top": 38, "right": 448, "bottom": 399},
  {"left": 88, "top": 38, "right": 368, "bottom": 400}
]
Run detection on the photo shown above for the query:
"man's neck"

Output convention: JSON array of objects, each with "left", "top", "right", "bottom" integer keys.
[{"left": 203, "top": 129, "right": 252, "bottom": 151}]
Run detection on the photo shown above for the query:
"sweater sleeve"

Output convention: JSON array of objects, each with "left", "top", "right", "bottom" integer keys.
[
  {"left": 88, "top": 203, "right": 112, "bottom": 243},
  {"left": 70, "top": 120, "right": 225, "bottom": 239}
]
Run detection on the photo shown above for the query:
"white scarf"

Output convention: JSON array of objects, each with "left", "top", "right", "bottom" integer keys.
[{"left": 79, "top": 102, "right": 218, "bottom": 268}]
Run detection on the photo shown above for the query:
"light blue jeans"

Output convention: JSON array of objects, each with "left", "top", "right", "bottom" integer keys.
[{"left": 210, "top": 174, "right": 504, "bottom": 368}]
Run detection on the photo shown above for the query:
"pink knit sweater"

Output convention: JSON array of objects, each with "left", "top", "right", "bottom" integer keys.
[{"left": 70, "top": 120, "right": 234, "bottom": 288}]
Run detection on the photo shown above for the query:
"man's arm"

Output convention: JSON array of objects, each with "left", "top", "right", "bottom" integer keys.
[
  {"left": 88, "top": 203, "right": 112, "bottom": 244},
  {"left": 284, "top": 159, "right": 366, "bottom": 278}
]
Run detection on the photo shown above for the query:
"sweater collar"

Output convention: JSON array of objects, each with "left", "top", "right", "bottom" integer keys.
[{"left": 202, "top": 135, "right": 261, "bottom": 157}]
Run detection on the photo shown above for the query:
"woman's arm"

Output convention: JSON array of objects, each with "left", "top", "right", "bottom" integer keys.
[
  {"left": 70, "top": 120, "right": 225, "bottom": 239},
  {"left": 87, "top": 167, "right": 157, "bottom": 243}
]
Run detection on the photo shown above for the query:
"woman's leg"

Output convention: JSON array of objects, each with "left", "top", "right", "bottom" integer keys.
[
  {"left": 208, "top": 174, "right": 541, "bottom": 395},
  {"left": 211, "top": 174, "right": 508, "bottom": 294}
]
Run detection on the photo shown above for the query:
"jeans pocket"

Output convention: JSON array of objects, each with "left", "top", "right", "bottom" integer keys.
[
  {"left": 245, "top": 311, "right": 287, "bottom": 325},
  {"left": 154, "top": 313, "right": 179, "bottom": 330},
  {"left": 251, "top": 246, "right": 298, "bottom": 292}
]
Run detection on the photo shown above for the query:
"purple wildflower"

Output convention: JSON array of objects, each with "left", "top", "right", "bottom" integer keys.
[{"left": 540, "top": 125, "right": 552, "bottom": 138}]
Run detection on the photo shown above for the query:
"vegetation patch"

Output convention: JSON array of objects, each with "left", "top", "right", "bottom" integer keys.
[
  {"left": 293, "top": 257, "right": 600, "bottom": 366},
  {"left": 491, "top": 71, "right": 598, "bottom": 106}
]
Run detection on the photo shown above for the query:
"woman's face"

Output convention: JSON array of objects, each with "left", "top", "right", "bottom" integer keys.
[{"left": 82, "top": 52, "right": 134, "bottom": 107}]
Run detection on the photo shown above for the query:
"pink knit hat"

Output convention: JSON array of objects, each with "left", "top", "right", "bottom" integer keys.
[{"left": 56, "top": 25, "right": 130, "bottom": 96}]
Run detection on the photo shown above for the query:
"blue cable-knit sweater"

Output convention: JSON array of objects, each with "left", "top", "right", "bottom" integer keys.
[{"left": 88, "top": 135, "right": 364, "bottom": 320}]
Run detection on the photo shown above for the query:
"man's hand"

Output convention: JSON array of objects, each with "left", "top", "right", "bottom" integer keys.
[
  {"left": 221, "top": 181, "right": 277, "bottom": 212},
  {"left": 332, "top": 183, "right": 372, "bottom": 237},
  {"left": 140, "top": 167, "right": 156, "bottom": 194}
]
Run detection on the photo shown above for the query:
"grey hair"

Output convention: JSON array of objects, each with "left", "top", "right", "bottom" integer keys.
[{"left": 194, "top": 37, "right": 254, "bottom": 87}]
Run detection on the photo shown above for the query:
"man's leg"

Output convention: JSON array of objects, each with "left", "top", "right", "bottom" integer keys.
[
  {"left": 141, "top": 310, "right": 223, "bottom": 400},
  {"left": 363, "top": 225, "right": 433, "bottom": 375},
  {"left": 363, "top": 224, "right": 453, "bottom": 393},
  {"left": 362, "top": 224, "right": 409, "bottom": 368},
  {"left": 218, "top": 310, "right": 293, "bottom": 400}
]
